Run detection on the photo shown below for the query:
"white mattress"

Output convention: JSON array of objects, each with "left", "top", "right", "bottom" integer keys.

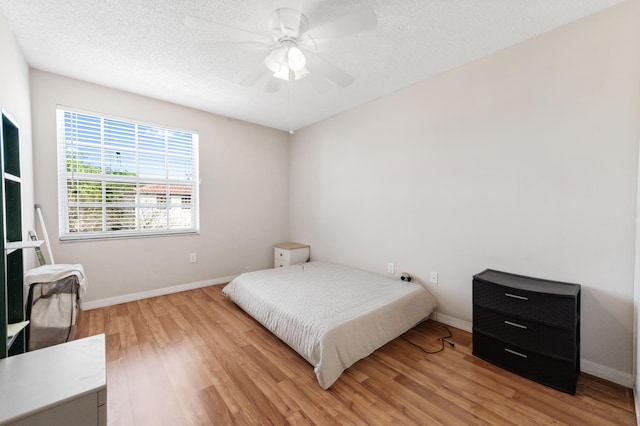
[{"left": 222, "top": 261, "right": 438, "bottom": 389}]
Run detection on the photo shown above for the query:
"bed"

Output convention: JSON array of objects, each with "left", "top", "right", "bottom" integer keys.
[{"left": 222, "top": 261, "right": 438, "bottom": 389}]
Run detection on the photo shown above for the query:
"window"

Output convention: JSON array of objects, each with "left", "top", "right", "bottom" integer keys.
[{"left": 57, "top": 107, "right": 199, "bottom": 240}]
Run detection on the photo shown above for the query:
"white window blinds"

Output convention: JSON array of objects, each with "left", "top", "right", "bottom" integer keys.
[{"left": 56, "top": 107, "right": 199, "bottom": 240}]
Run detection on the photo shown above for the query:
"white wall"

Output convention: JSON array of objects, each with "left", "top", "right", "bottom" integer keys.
[
  {"left": 290, "top": 1, "right": 640, "bottom": 383},
  {"left": 0, "top": 11, "right": 36, "bottom": 267},
  {"left": 30, "top": 70, "right": 290, "bottom": 303}
]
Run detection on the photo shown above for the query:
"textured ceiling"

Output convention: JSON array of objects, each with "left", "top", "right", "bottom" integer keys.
[{"left": 0, "top": 0, "right": 625, "bottom": 132}]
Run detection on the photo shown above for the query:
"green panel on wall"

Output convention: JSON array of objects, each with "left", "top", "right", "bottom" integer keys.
[
  {"left": 6, "top": 250, "right": 24, "bottom": 356},
  {"left": 6, "top": 250, "right": 23, "bottom": 324},
  {"left": 2, "top": 115, "right": 20, "bottom": 178},
  {"left": 4, "top": 180, "right": 21, "bottom": 242}
]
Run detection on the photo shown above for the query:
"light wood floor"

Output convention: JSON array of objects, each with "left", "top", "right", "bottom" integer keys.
[{"left": 76, "top": 285, "right": 636, "bottom": 425}]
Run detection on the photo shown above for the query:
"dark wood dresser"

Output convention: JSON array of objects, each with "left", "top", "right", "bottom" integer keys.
[{"left": 472, "top": 269, "right": 581, "bottom": 394}]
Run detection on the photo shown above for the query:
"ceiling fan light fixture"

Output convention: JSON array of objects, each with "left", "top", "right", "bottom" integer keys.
[
  {"left": 293, "top": 67, "right": 310, "bottom": 80},
  {"left": 265, "top": 47, "right": 287, "bottom": 73},
  {"left": 273, "top": 65, "right": 290, "bottom": 81},
  {"left": 287, "top": 46, "right": 306, "bottom": 71}
]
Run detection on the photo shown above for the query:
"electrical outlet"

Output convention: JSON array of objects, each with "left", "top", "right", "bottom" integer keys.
[
  {"left": 387, "top": 262, "right": 395, "bottom": 274},
  {"left": 189, "top": 253, "right": 197, "bottom": 263},
  {"left": 430, "top": 271, "right": 438, "bottom": 284}
]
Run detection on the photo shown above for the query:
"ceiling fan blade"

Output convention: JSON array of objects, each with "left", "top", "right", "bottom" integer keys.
[
  {"left": 184, "top": 16, "right": 273, "bottom": 45},
  {"left": 306, "top": 6, "right": 377, "bottom": 40},
  {"left": 269, "top": 8, "right": 308, "bottom": 38},
  {"left": 306, "top": 55, "right": 354, "bottom": 88},
  {"left": 305, "top": 72, "right": 332, "bottom": 94},
  {"left": 264, "top": 76, "right": 284, "bottom": 93}
]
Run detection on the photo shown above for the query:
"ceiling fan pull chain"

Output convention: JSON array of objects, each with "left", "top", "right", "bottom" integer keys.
[{"left": 288, "top": 79, "right": 294, "bottom": 134}]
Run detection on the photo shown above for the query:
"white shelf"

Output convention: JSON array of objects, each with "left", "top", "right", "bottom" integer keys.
[
  {"left": 6, "top": 320, "right": 29, "bottom": 350},
  {"left": 3, "top": 172, "right": 20, "bottom": 183},
  {"left": 5, "top": 240, "right": 43, "bottom": 251}
]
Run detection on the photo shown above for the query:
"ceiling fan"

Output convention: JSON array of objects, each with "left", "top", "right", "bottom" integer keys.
[{"left": 185, "top": 6, "right": 377, "bottom": 92}]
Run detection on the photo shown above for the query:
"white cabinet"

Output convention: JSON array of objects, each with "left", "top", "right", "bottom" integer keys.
[
  {"left": 0, "top": 334, "right": 107, "bottom": 426},
  {"left": 274, "top": 243, "right": 310, "bottom": 268}
]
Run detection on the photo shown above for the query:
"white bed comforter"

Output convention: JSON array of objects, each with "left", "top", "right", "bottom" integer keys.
[{"left": 222, "top": 262, "right": 438, "bottom": 389}]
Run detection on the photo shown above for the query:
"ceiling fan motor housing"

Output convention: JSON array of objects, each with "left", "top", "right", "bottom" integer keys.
[{"left": 269, "top": 8, "right": 309, "bottom": 38}]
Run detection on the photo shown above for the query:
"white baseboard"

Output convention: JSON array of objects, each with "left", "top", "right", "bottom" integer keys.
[
  {"left": 80, "top": 275, "right": 237, "bottom": 310},
  {"left": 433, "top": 311, "right": 634, "bottom": 388},
  {"left": 432, "top": 311, "right": 472, "bottom": 333},
  {"left": 581, "top": 359, "right": 634, "bottom": 388}
]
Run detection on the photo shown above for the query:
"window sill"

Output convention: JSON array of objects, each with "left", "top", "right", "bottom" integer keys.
[{"left": 59, "top": 229, "right": 199, "bottom": 242}]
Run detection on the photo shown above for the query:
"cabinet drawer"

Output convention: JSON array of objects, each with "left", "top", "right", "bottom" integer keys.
[
  {"left": 274, "top": 247, "right": 291, "bottom": 261},
  {"left": 473, "top": 331, "right": 578, "bottom": 394},
  {"left": 473, "top": 305, "right": 577, "bottom": 360},
  {"left": 98, "top": 403, "right": 107, "bottom": 426},
  {"left": 473, "top": 280, "right": 577, "bottom": 328},
  {"left": 274, "top": 247, "right": 309, "bottom": 264},
  {"left": 274, "top": 259, "right": 289, "bottom": 268}
]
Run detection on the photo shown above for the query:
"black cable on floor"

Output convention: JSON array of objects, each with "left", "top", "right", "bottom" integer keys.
[{"left": 402, "top": 324, "right": 455, "bottom": 355}]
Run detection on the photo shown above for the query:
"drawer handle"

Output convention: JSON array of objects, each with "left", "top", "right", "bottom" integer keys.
[
  {"left": 505, "top": 293, "right": 528, "bottom": 301},
  {"left": 505, "top": 348, "right": 528, "bottom": 358},
  {"left": 504, "top": 320, "right": 527, "bottom": 330},
  {"left": 280, "top": 253, "right": 283, "bottom": 257}
]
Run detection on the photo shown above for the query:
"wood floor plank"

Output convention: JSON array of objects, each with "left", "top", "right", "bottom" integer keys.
[
  {"left": 288, "top": 376, "right": 371, "bottom": 426},
  {"left": 394, "top": 373, "right": 516, "bottom": 425},
  {"left": 76, "top": 285, "right": 637, "bottom": 425},
  {"left": 198, "top": 384, "right": 234, "bottom": 425},
  {"left": 219, "top": 353, "right": 289, "bottom": 425},
  {"left": 277, "top": 379, "right": 340, "bottom": 425},
  {"left": 580, "top": 373, "right": 635, "bottom": 412},
  {"left": 332, "top": 371, "right": 415, "bottom": 425},
  {"left": 376, "top": 346, "right": 513, "bottom": 425},
  {"left": 122, "top": 342, "right": 166, "bottom": 425},
  {"left": 105, "top": 358, "right": 136, "bottom": 426},
  {"left": 243, "top": 328, "right": 312, "bottom": 380},
  {"left": 357, "top": 359, "right": 474, "bottom": 425}
]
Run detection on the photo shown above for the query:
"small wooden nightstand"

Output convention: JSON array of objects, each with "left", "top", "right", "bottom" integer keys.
[{"left": 274, "top": 243, "right": 310, "bottom": 268}]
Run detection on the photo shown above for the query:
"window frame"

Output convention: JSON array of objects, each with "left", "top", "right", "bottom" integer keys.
[{"left": 56, "top": 106, "right": 200, "bottom": 241}]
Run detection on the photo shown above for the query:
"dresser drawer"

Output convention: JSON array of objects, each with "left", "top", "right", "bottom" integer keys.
[
  {"left": 274, "top": 259, "right": 289, "bottom": 268},
  {"left": 274, "top": 247, "right": 291, "bottom": 261},
  {"left": 473, "top": 280, "right": 577, "bottom": 328},
  {"left": 473, "top": 305, "right": 577, "bottom": 360},
  {"left": 473, "top": 331, "right": 578, "bottom": 394},
  {"left": 274, "top": 246, "right": 309, "bottom": 264}
]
